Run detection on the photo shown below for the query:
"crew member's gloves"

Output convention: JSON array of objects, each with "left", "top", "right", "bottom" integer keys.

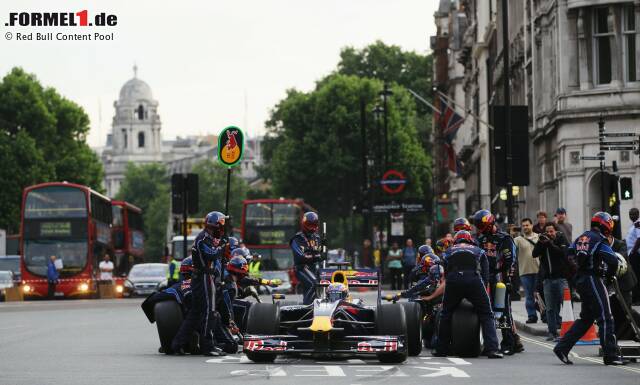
[{"left": 228, "top": 320, "right": 239, "bottom": 334}]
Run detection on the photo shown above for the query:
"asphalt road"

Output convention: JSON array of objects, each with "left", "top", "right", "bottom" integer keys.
[{"left": 1, "top": 293, "right": 640, "bottom": 385}]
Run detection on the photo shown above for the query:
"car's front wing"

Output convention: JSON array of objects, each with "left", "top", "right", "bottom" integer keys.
[{"left": 243, "top": 334, "right": 405, "bottom": 355}]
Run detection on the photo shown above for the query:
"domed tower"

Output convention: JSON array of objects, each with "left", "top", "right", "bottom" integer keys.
[
  {"left": 102, "top": 66, "right": 163, "bottom": 197},
  {"left": 112, "top": 65, "right": 162, "bottom": 155}
]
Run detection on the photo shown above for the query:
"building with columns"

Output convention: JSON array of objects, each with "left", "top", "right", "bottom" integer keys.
[{"left": 101, "top": 67, "right": 264, "bottom": 197}]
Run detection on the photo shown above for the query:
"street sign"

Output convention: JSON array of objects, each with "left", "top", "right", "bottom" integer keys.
[
  {"left": 380, "top": 169, "right": 407, "bottom": 195},
  {"left": 600, "top": 141, "right": 639, "bottom": 146},
  {"left": 390, "top": 213, "right": 404, "bottom": 236},
  {"left": 603, "top": 132, "right": 637, "bottom": 137},
  {"left": 580, "top": 156, "right": 605, "bottom": 160},
  {"left": 217, "top": 126, "right": 244, "bottom": 167},
  {"left": 601, "top": 146, "right": 638, "bottom": 151},
  {"left": 370, "top": 200, "right": 426, "bottom": 214}
]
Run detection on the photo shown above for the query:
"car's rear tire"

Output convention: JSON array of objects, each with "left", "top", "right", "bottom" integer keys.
[
  {"left": 245, "top": 303, "right": 280, "bottom": 363},
  {"left": 376, "top": 303, "right": 408, "bottom": 363},
  {"left": 154, "top": 300, "right": 183, "bottom": 354},
  {"left": 450, "top": 299, "right": 481, "bottom": 357},
  {"left": 400, "top": 301, "right": 423, "bottom": 356}
]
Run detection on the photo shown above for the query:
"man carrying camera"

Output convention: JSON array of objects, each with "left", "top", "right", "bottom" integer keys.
[{"left": 532, "top": 223, "right": 570, "bottom": 341}]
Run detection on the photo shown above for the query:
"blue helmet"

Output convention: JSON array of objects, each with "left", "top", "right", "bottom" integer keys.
[
  {"left": 226, "top": 256, "right": 248, "bottom": 276},
  {"left": 472, "top": 209, "right": 495, "bottom": 234},
  {"left": 204, "top": 211, "right": 226, "bottom": 237},
  {"left": 227, "top": 236, "right": 239, "bottom": 251},
  {"left": 302, "top": 212, "right": 319, "bottom": 234},
  {"left": 418, "top": 253, "right": 440, "bottom": 273},
  {"left": 230, "top": 248, "right": 250, "bottom": 259},
  {"left": 418, "top": 244, "right": 434, "bottom": 257},
  {"left": 180, "top": 257, "right": 193, "bottom": 275}
]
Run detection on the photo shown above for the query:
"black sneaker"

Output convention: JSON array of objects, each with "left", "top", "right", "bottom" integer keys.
[
  {"left": 487, "top": 351, "right": 503, "bottom": 359},
  {"left": 526, "top": 317, "right": 538, "bottom": 324},
  {"left": 553, "top": 347, "right": 573, "bottom": 365},
  {"left": 604, "top": 357, "right": 628, "bottom": 366}
]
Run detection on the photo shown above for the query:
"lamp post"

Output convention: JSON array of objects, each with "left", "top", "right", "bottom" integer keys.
[
  {"left": 372, "top": 104, "right": 384, "bottom": 175},
  {"left": 379, "top": 82, "right": 393, "bottom": 168}
]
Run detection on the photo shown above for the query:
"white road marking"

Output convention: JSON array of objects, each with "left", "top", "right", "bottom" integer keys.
[
  {"left": 519, "top": 335, "right": 640, "bottom": 375},
  {"left": 349, "top": 365, "right": 408, "bottom": 377},
  {"left": 412, "top": 366, "right": 471, "bottom": 378},
  {"left": 230, "top": 366, "right": 287, "bottom": 377},
  {"left": 419, "top": 357, "right": 471, "bottom": 365},
  {"left": 293, "top": 365, "right": 346, "bottom": 376}
]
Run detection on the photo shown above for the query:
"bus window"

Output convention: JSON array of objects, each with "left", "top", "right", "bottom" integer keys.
[
  {"left": 25, "top": 186, "right": 87, "bottom": 218},
  {"left": 112, "top": 206, "right": 123, "bottom": 227}
]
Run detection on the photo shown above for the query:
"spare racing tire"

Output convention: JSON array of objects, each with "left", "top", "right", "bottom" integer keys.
[
  {"left": 400, "top": 301, "right": 423, "bottom": 356},
  {"left": 154, "top": 300, "right": 183, "bottom": 354},
  {"left": 450, "top": 299, "right": 482, "bottom": 357},
  {"left": 375, "top": 303, "right": 408, "bottom": 363},
  {"left": 245, "top": 303, "right": 280, "bottom": 363}
]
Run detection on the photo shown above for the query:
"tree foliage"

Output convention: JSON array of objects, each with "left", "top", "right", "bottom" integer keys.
[
  {"left": 116, "top": 163, "right": 169, "bottom": 261},
  {"left": 191, "top": 159, "right": 248, "bottom": 229},
  {"left": 0, "top": 67, "right": 104, "bottom": 232}
]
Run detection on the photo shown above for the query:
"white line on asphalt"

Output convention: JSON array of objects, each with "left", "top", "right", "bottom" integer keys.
[{"left": 520, "top": 335, "right": 640, "bottom": 374}]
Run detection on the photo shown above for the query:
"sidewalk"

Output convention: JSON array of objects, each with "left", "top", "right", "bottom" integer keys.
[{"left": 511, "top": 296, "right": 640, "bottom": 337}]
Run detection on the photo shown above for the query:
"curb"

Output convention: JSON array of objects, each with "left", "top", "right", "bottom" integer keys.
[{"left": 514, "top": 319, "right": 548, "bottom": 337}]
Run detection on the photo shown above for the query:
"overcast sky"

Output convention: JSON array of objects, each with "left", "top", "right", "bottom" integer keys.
[{"left": 0, "top": 0, "right": 437, "bottom": 147}]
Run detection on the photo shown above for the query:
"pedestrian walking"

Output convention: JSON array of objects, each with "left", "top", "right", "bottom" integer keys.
[
  {"left": 47, "top": 255, "right": 60, "bottom": 299},
  {"left": 402, "top": 239, "right": 417, "bottom": 289},
  {"left": 533, "top": 211, "right": 548, "bottom": 234},
  {"left": 554, "top": 208, "right": 573, "bottom": 241},
  {"left": 387, "top": 242, "right": 403, "bottom": 290},
  {"left": 514, "top": 218, "right": 540, "bottom": 323},
  {"left": 532, "top": 223, "right": 569, "bottom": 341},
  {"left": 625, "top": 208, "right": 640, "bottom": 303}
]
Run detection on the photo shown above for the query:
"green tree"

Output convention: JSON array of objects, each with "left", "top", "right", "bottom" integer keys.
[
  {"left": 0, "top": 67, "right": 104, "bottom": 232},
  {"left": 116, "top": 163, "right": 169, "bottom": 261},
  {"left": 191, "top": 160, "right": 248, "bottom": 228},
  {"left": 265, "top": 75, "right": 430, "bottom": 246}
]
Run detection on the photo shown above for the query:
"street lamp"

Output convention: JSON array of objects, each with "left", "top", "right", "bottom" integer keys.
[
  {"left": 379, "top": 82, "right": 393, "bottom": 168},
  {"left": 372, "top": 104, "right": 384, "bottom": 173}
]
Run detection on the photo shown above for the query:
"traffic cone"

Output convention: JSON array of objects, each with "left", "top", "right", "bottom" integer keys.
[
  {"left": 559, "top": 287, "right": 574, "bottom": 337},
  {"left": 576, "top": 323, "right": 599, "bottom": 345}
]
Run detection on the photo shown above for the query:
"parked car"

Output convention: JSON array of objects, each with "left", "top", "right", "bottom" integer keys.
[
  {"left": 0, "top": 270, "right": 15, "bottom": 301},
  {"left": 0, "top": 255, "right": 20, "bottom": 282},
  {"left": 123, "top": 263, "right": 168, "bottom": 297}
]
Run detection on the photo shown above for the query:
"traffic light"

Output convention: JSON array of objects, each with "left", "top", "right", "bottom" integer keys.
[{"left": 620, "top": 177, "right": 633, "bottom": 200}]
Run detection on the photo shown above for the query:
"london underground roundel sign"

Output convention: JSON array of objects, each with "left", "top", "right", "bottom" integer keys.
[{"left": 381, "top": 169, "right": 407, "bottom": 195}]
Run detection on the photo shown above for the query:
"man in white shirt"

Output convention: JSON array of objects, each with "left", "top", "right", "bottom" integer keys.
[{"left": 99, "top": 254, "right": 114, "bottom": 282}]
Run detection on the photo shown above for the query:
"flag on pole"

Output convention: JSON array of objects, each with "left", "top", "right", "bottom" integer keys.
[
  {"left": 435, "top": 95, "right": 464, "bottom": 143},
  {"left": 444, "top": 143, "right": 463, "bottom": 176}
]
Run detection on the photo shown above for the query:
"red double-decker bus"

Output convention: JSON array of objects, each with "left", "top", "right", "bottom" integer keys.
[
  {"left": 20, "top": 182, "right": 112, "bottom": 298},
  {"left": 111, "top": 200, "right": 144, "bottom": 276},
  {"left": 241, "top": 198, "right": 314, "bottom": 270}
]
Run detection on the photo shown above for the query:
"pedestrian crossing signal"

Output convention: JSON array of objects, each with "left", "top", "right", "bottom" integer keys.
[{"left": 620, "top": 177, "right": 633, "bottom": 200}]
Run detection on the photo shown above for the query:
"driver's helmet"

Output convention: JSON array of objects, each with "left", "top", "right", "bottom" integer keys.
[
  {"left": 326, "top": 282, "right": 348, "bottom": 302},
  {"left": 428, "top": 264, "right": 444, "bottom": 282}
]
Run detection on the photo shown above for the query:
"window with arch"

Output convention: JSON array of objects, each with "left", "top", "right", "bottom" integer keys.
[
  {"left": 138, "top": 132, "right": 145, "bottom": 148},
  {"left": 137, "top": 105, "right": 144, "bottom": 120}
]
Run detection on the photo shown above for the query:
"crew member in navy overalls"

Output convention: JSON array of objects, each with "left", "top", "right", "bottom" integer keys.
[
  {"left": 291, "top": 212, "right": 322, "bottom": 305},
  {"left": 474, "top": 209, "right": 524, "bottom": 355},
  {"left": 434, "top": 230, "right": 503, "bottom": 358},
  {"left": 399, "top": 251, "right": 440, "bottom": 300},
  {"left": 171, "top": 211, "right": 227, "bottom": 356},
  {"left": 554, "top": 212, "right": 624, "bottom": 366}
]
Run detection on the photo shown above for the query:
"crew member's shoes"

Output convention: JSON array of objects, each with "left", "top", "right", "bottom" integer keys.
[
  {"left": 604, "top": 357, "right": 628, "bottom": 366},
  {"left": 553, "top": 347, "right": 573, "bottom": 365},
  {"left": 173, "top": 347, "right": 186, "bottom": 356},
  {"left": 513, "top": 343, "right": 525, "bottom": 353},
  {"left": 158, "top": 346, "right": 165, "bottom": 354},
  {"left": 545, "top": 334, "right": 560, "bottom": 342},
  {"left": 526, "top": 317, "right": 538, "bottom": 324},
  {"left": 487, "top": 351, "right": 503, "bottom": 359},
  {"left": 431, "top": 350, "right": 448, "bottom": 357},
  {"left": 203, "top": 347, "right": 227, "bottom": 357}
]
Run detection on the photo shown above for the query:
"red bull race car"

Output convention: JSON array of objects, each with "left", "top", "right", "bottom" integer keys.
[{"left": 242, "top": 266, "right": 421, "bottom": 363}]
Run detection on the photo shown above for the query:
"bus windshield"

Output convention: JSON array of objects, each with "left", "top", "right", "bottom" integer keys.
[
  {"left": 23, "top": 240, "right": 88, "bottom": 277},
  {"left": 244, "top": 202, "right": 300, "bottom": 245},
  {"left": 25, "top": 186, "right": 87, "bottom": 219}
]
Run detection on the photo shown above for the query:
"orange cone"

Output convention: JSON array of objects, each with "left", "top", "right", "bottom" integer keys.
[
  {"left": 576, "top": 323, "right": 599, "bottom": 345},
  {"left": 559, "top": 287, "right": 575, "bottom": 337}
]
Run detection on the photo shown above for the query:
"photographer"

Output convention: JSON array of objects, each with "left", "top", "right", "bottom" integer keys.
[{"left": 532, "top": 223, "right": 570, "bottom": 341}]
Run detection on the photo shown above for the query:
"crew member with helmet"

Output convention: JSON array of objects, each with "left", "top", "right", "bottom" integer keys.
[
  {"left": 434, "top": 238, "right": 453, "bottom": 257},
  {"left": 453, "top": 217, "right": 473, "bottom": 233},
  {"left": 434, "top": 230, "right": 503, "bottom": 358},
  {"left": 473, "top": 209, "right": 523, "bottom": 355},
  {"left": 291, "top": 212, "right": 323, "bottom": 305},
  {"left": 172, "top": 211, "right": 228, "bottom": 356},
  {"left": 554, "top": 212, "right": 624, "bottom": 365},
  {"left": 397, "top": 252, "right": 441, "bottom": 299}
]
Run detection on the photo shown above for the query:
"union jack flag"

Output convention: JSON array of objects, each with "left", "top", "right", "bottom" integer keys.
[{"left": 435, "top": 95, "right": 464, "bottom": 143}]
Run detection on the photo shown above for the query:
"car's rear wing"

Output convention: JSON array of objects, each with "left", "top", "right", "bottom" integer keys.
[{"left": 317, "top": 268, "right": 380, "bottom": 288}]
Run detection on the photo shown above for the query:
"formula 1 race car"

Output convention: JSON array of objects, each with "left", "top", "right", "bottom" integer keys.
[{"left": 242, "top": 267, "right": 417, "bottom": 363}]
